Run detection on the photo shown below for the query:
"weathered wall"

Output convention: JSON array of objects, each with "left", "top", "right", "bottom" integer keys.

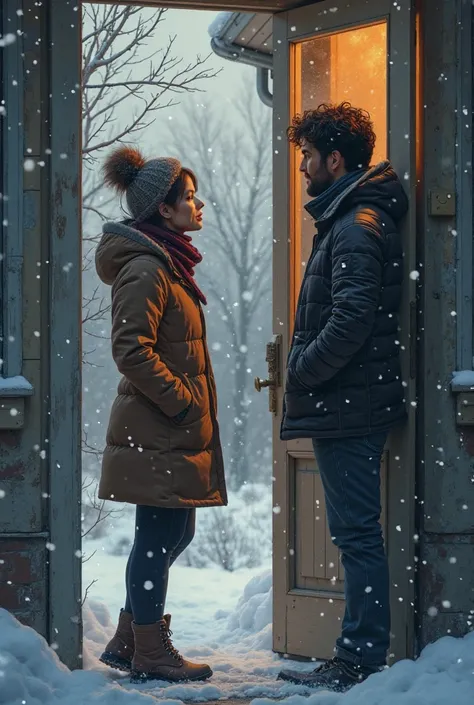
[
  {"left": 418, "top": 0, "right": 474, "bottom": 649},
  {"left": 0, "top": 0, "right": 82, "bottom": 669},
  {"left": 0, "top": 0, "right": 48, "bottom": 641}
]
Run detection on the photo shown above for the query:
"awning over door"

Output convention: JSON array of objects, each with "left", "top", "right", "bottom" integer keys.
[
  {"left": 208, "top": 11, "right": 273, "bottom": 68},
  {"left": 95, "top": 0, "right": 313, "bottom": 10},
  {"left": 208, "top": 11, "right": 273, "bottom": 104}
]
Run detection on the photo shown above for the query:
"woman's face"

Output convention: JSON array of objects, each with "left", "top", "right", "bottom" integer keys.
[{"left": 159, "top": 174, "right": 204, "bottom": 233}]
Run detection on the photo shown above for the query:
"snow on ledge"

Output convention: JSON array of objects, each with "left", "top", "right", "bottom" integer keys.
[
  {"left": 0, "top": 375, "right": 34, "bottom": 397},
  {"left": 452, "top": 370, "right": 474, "bottom": 391}
]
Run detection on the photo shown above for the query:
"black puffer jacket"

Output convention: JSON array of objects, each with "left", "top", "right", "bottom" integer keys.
[{"left": 281, "top": 161, "right": 408, "bottom": 440}]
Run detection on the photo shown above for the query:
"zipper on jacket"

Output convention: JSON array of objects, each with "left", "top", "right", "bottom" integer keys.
[{"left": 288, "top": 232, "right": 322, "bottom": 352}]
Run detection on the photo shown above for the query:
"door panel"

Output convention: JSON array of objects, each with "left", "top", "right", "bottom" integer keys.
[
  {"left": 295, "top": 459, "right": 345, "bottom": 589},
  {"left": 286, "top": 593, "right": 345, "bottom": 659},
  {"left": 293, "top": 455, "right": 388, "bottom": 591},
  {"left": 270, "top": 0, "right": 416, "bottom": 662}
]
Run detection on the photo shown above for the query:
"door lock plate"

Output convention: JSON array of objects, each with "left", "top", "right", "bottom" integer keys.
[{"left": 254, "top": 334, "right": 282, "bottom": 414}]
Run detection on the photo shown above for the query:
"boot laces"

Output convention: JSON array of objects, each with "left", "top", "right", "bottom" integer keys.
[
  {"left": 315, "top": 658, "right": 366, "bottom": 682},
  {"left": 160, "top": 622, "right": 182, "bottom": 662},
  {"left": 315, "top": 659, "right": 337, "bottom": 674}
]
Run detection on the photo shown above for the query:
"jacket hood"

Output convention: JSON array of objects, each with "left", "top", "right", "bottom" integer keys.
[
  {"left": 305, "top": 161, "right": 409, "bottom": 225},
  {"left": 95, "top": 221, "right": 173, "bottom": 285}
]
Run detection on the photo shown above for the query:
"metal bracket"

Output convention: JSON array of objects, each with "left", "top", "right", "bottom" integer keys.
[
  {"left": 0, "top": 376, "right": 33, "bottom": 429},
  {"left": 0, "top": 397, "right": 25, "bottom": 429},
  {"left": 428, "top": 189, "right": 456, "bottom": 217},
  {"left": 455, "top": 393, "right": 474, "bottom": 426}
]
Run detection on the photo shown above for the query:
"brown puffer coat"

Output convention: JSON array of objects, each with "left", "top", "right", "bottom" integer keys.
[{"left": 95, "top": 221, "right": 227, "bottom": 508}]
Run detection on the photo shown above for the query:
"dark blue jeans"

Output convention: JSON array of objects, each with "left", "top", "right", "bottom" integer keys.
[
  {"left": 312, "top": 432, "right": 389, "bottom": 668},
  {"left": 124, "top": 506, "right": 195, "bottom": 624}
]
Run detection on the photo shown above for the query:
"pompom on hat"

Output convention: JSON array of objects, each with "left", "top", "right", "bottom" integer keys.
[{"left": 103, "top": 146, "right": 182, "bottom": 223}]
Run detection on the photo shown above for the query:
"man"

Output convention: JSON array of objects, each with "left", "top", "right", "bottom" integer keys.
[{"left": 278, "top": 102, "right": 408, "bottom": 692}]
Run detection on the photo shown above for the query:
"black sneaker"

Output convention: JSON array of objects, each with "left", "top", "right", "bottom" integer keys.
[{"left": 277, "top": 657, "right": 381, "bottom": 692}]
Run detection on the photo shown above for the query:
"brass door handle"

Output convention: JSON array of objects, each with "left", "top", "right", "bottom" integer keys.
[
  {"left": 255, "top": 335, "right": 282, "bottom": 414},
  {"left": 255, "top": 377, "right": 274, "bottom": 392}
]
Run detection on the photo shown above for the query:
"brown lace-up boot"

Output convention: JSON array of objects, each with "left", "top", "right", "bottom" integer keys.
[
  {"left": 130, "top": 614, "right": 213, "bottom": 684},
  {"left": 100, "top": 610, "right": 134, "bottom": 672}
]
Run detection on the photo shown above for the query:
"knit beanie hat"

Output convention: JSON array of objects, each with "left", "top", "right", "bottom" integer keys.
[{"left": 103, "top": 146, "right": 182, "bottom": 223}]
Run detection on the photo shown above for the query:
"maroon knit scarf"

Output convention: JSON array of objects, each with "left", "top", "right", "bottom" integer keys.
[{"left": 138, "top": 222, "right": 207, "bottom": 305}]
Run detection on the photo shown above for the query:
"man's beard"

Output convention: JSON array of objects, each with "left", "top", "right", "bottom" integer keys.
[{"left": 306, "top": 167, "right": 334, "bottom": 198}]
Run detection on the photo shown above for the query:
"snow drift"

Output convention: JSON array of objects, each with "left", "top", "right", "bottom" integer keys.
[
  {"left": 1, "top": 570, "right": 474, "bottom": 704},
  {"left": 0, "top": 608, "right": 156, "bottom": 705}
]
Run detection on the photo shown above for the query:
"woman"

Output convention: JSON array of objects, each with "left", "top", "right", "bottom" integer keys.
[{"left": 95, "top": 146, "right": 227, "bottom": 684}]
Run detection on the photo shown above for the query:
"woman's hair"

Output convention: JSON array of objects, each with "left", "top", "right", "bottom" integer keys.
[
  {"left": 161, "top": 168, "right": 198, "bottom": 209},
  {"left": 103, "top": 146, "right": 198, "bottom": 221},
  {"left": 147, "top": 168, "right": 198, "bottom": 226}
]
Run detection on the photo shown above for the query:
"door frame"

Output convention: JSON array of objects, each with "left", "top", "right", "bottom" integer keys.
[
  {"left": 271, "top": 0, "right": 418, "bottom": 662},
  {"left": 48, "top": 0, "right": 83, "bottom": 669}
]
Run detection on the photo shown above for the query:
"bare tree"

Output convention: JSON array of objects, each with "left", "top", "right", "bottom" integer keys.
[
  {"left": 81, "top": 2, "right": 219, "bottom": 293},
  {"left": 80, "top": 5, "right": 219, "bottom": 504},
  {"left": 167, "top": 83, "right": 273, "bottom": 488},
  {"left": 81, "top": 474, "right": 121, "bottom": 541}
]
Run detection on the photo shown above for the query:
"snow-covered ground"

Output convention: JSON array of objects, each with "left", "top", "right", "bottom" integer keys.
[
  {"left": 2, "top": 497, "right": 474, "bottom": 703},
  {"left": 82, "top": 541, "right": 275, "bottom": 666},
  {"left": 2, "top": 579, "right": 474, "bottom": 704},
  {"left": 81, "top": 548, "right": 474, "bottom": 704},
  {"left": 83, "top": 566, "right": 302, "bottom": 702}
]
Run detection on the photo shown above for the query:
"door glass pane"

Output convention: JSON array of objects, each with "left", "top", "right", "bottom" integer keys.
[{"left": 291, "top": 22, "right": 388, "bottom": 311}]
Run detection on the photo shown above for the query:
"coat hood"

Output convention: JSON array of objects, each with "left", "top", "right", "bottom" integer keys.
[
  {"left": 95, "top": 221, "right": 172, "bottom": 286},
  {"left": 305, "top": 161, "right": 409, "bottom": 225}
]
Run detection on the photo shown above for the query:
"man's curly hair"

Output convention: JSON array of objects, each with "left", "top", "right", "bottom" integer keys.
[{"left": 287, "top": 102, "right": 376, "bottom": 171}]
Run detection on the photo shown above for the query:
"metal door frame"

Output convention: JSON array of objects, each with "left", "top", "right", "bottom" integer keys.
[{"left": 48, "top": 0, "right": 83, "bottom": 668}]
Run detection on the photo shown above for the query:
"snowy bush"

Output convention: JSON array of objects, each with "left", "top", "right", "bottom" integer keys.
[
  {"left": 184, "top": 483, "right": 272, "bottom": 571},
  {"left": 187, "top": 509, "right": 261, "bottom": 571},
  {"left": 81, "top": 477, "right": 123, "bottom": 541},
  {"left": 109, "top": 536, "right": 132, "bottom": 556}
]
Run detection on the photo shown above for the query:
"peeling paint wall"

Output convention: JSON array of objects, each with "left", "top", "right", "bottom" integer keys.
[
  {"left": 0, "top": 0, "right": 49, "bottom": 641},
  {"left": 0, "top": 0, "right": 82, "bottom": 669},
  {"left": 418, "top": 0, "right": 474, "bottom": 649}
]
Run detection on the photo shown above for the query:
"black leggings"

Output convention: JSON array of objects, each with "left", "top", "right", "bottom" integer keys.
[{"left": 123, "top": 506, "right": 195, "bottom": 625}]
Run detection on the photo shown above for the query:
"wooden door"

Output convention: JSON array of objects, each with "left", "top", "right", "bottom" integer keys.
[{"left": 258, "top": 0, "right": 417, "bottom": 663}]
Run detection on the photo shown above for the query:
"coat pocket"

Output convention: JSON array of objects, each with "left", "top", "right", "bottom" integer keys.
[
  {"left": 169, "top": 375, "right": 213, "bottom": 451},
  {"left": 170, "top": 404, "right": 192, "bottom": 425},
  {"left": 362, "top": 432, "right": 388, "bottom": 455},
  {"left": 177, "top": 374, "right": 209, "bottom": 425}
]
